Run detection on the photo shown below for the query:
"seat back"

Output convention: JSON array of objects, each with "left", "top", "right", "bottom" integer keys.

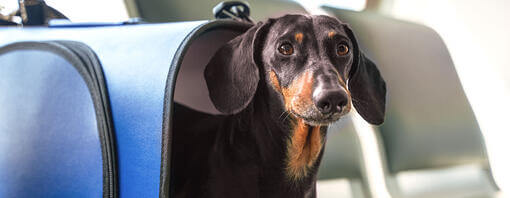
[
  {"left": 134, "top": 0, "right": 307, "bottom": 22},
  {"left": 324, "top": 7, "right": 489, "bottom": 173},
  {"left": 317, "top": 115, "right": 369, "bottom": 198},
  {"left": 324, "top": 7, "right": 498, "bottom": 197},
  {"left": 319, "top": 116, "right": 364, "bottom": 180}
]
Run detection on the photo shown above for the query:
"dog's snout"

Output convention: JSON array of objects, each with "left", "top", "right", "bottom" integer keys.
[{"left": 313, "top": 89, "right": 348, "bottom": 115}]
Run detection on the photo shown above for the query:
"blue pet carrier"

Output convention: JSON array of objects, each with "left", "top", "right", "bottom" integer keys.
[{"left": 0, "top": 17, "right": 252, "bottom": 198}]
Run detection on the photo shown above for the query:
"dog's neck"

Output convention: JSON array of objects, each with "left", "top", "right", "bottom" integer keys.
[{"left": 232, "top": 80, "right": 328, "bottom": 185}]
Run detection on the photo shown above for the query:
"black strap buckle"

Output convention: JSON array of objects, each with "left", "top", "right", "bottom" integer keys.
[{"left": 213, "top": 1, "right": 253, "bottom": 23}]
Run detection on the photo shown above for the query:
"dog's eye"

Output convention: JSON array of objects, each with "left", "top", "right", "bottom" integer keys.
[
  {"left": 278, "top": 43, "right": 294, "bottom": 55},
  {"left": 336, "top": 44, "right": 349, "bottom": 56}
]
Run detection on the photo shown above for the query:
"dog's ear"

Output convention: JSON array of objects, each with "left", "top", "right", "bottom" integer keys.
[
  {"left": 344, "top": 24, "right": 387, "bottom": 125},
  {"left": 205, "top": 20, "right": 273, "bottom": 114}
]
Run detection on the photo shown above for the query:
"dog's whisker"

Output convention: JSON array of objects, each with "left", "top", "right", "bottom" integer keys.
[
  {"left": 283, "top": 112, "right": 291, "bottom": 122},
  {"left": 280, "top": 112, "right": 287, "bottom": 121},
  {"left": 278, "top": 111, "right": 287, "bottom": 120}
]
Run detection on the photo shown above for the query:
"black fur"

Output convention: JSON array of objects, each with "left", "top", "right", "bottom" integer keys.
[
  {"left": 343, "top": 24, "right": 386, "bottom": 125},
  {"left": 172, "top": 14, "right": 386, "bottom": 198},
  {"left": 204, "top": 20, "right": 273, "bottom": 114}
]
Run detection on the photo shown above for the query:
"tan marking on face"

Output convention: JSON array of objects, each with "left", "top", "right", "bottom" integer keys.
[
  {"left": 286, "top": 119, "right": 323, "bottom": 180},
  {"left": 269, "top": 70, "right": 281, "bottom": 92},
  {"left": 295, "top": 33, "right": 304, "bottom": 43},
  {"left": 281, "top": 71, "right": 314, "bottom": 114},
  {"left": 280, "top": 71, "right": 323, "bottom": 180},
  {"left": 328, "top": 31, "right": 336, "bottom": 38},
  {"left": 344, "top": 91, "right": 352, "bottom": 114},
  {"left": 332, "top": 68, "right": 347, "bottom": 87},
  {"left": 332, "top": 69, "right": 353, "bottom": 113}
]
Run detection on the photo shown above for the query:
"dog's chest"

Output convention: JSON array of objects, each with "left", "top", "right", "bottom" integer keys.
[{"left": 204, "top": 130, "right": 318, "bottom": 198}]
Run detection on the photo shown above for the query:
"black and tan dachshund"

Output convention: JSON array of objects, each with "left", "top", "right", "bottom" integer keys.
[{"left": 172, "top": 14, "right": 386, "bottom": 198}]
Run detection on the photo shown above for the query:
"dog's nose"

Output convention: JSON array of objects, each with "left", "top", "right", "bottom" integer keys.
[{"left": 313, "top": 89, "right": 348, "bottom": 115}]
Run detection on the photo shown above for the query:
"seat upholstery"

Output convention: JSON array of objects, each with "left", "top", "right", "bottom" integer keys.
[
  {"left": 324, "top": 7, "right": 498, "bottom": 198},
  {"left": 319, "top": 116, "right": 364, "bottom": 180},
  {"left": 317, "top": 115, "right": 369, "bottom": 198}
]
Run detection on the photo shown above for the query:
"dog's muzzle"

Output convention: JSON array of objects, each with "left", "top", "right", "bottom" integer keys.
[{"left": 306, "top": 71, "right": 351, "bottom": 125}]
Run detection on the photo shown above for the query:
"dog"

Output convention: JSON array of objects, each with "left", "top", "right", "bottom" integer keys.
[{"left": 172, "top": 14, "right": 386, "bottom": 198}]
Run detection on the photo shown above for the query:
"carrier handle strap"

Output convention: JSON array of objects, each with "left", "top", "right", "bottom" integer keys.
[{"left": 213, "top": 1, "right": 253, "bottom": 24}]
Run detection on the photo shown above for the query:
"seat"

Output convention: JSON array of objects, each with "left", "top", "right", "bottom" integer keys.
[
  {"left": 324, "top": 7, "right": 499, "bottom": 198},
  {"left": 132, "top": 0, "right": 307, "bottom": 22},
  {"left": 317, "top": 115, "right": 371, "bottom": 198}
]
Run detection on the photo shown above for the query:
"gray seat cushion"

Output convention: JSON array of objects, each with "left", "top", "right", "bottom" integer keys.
[
  {"left": 319, "top": 115, "right": 364, "bottom": 180},
  {"left": 318, "top": 115, "right": 368, "bottom": 198}
]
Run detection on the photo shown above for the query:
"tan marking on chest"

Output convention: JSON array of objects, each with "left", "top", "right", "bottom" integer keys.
[{"left": 285, "top": 119, "right": 323, "bottom": 180}]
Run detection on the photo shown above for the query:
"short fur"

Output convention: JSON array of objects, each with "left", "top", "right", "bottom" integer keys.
[{"left": 172, "top": 14, "right": 386, "bottom": 198}]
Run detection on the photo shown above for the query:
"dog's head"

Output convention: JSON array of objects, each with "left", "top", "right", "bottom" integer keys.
[{"left": 205, "top": 14, "right": 386, "bottom": 125}]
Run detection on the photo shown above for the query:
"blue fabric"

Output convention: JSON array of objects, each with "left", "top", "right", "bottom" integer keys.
[
  {"left": 0, "top": 21, "right": 207, "bottom": 197},
  {"left": 0, "top": 50, "right": 102, "bottom": 197}
]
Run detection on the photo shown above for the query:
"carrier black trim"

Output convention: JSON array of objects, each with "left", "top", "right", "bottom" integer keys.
[{"left": 159, "top": 19, "right": 252, "bottom": 198}]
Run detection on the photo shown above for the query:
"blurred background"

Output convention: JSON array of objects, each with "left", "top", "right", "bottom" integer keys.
[{"left": 1, "top": 0, "right": 509, "bottom": 197}]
